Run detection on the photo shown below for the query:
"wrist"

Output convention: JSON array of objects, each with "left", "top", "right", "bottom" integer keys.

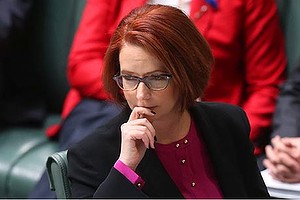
[{"left": 118, "top": 157, "right": 137, "bottom": 171}]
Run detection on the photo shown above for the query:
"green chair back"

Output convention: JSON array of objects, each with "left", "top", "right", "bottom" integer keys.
[{"left": 46, "top": 150, "right": 71, "bottom": 199}]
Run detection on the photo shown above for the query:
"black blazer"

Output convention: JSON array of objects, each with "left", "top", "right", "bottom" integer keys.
[{"left": 68, "top": 102, "right": 270, "bottom": 198}]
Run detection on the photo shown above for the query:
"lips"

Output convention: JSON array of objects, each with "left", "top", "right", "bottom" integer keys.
[
  {"left": 136, "top": 105, "right": 155, "bottom": 109},
  {"left": 137, "top": 106, "right": 156, "bottom": 111}
]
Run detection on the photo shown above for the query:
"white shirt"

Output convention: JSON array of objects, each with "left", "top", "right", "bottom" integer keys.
[{"left": 147, "top": 0, "right": 192, "bottom": 16}]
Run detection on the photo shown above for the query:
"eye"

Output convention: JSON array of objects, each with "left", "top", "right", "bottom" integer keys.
[
  {"left": 122, "top": 75, "right": 137, "bottom": 80},
  {"left": 149, "top": 74, "right": 169, "bottom": 80},
  {"left": 152, "top": 75, "right": 163, "bottom": 80}
]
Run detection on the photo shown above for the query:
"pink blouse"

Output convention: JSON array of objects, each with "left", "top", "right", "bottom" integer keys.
[{"left": 155, "top": 120, "right": 222, "bottom": 198}]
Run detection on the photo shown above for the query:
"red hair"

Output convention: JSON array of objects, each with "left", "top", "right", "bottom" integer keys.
[{"left": 103, "top": 4, "right": 214, "bottom": 110}]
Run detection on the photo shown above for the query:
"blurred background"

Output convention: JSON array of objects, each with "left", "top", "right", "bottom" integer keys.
[{"left": 0, "top": 0, "right": 85, "bottom": 197}]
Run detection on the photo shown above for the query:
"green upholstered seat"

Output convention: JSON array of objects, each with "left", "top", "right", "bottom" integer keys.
[
  {"left": 0, "top": 115, "right": 59, "bottom": 198},
  {"left": 7, "top": 140, "right": 58, "bottom": 197}
]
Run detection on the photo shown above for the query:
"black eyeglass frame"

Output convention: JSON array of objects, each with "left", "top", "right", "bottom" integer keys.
[{"left": 113, "top": 74, "right": 172, "bottom": 91}]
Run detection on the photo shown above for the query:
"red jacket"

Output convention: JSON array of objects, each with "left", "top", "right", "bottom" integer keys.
[{"left": 48, "top": 0, "right": 286, "bottom": 155}]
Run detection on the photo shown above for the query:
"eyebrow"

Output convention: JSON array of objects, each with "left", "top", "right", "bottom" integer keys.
[{"left": 120, "top": 70, "right": 168, "bottom": 76}]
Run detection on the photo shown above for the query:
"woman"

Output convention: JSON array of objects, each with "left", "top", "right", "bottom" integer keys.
[{"left": 68, "top": 5, "right": 269, "bottom": 198}]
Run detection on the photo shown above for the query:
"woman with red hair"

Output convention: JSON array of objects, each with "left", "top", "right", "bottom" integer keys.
[{"left": 68, "top": 5, "right": 269, "bottom": 198}]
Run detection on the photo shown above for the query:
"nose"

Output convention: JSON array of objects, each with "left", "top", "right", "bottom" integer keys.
[{"left": 136, "top": 82, "right": 151, "bottom": 100}]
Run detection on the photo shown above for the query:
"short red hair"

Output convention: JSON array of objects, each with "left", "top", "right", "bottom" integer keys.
[{"left": 103, "top": 4, "right": 214, "bottom": 110}]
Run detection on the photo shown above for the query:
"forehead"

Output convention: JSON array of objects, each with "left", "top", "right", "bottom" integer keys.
[{"left": 119, "top": 43, "right": 165, "bottom": 75}]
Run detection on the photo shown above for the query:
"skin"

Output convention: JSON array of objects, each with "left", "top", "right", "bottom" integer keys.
[
  {"left": 263, "top": 136, "right": 300, "bottom": 183},
  {"left": 118, "top": 43, "right": 191, "bottom": 171}
]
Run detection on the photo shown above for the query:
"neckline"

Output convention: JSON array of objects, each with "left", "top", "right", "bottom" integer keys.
[{"left": 155, "top": 119, "right": 196, "bottom": 151}]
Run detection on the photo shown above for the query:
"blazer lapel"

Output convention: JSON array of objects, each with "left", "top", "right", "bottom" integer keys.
[
  {"left": 136, "top": 149, "right": 183, "bottom": 198},
  {"left": 191, "top": 105, "right": 247, "bottom": 197}
]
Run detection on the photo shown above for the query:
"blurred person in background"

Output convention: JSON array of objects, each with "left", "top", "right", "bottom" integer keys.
[
  {"left": 0, "top": 0, "right": 46, "bottom": 128},
  {"left": 263, "top": 61, "right": 300, "bottom": 183}
]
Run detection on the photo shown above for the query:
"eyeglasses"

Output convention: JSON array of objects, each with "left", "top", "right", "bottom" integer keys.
[{"left": 113, "top": 74, "right": 172, "bottom": 91}]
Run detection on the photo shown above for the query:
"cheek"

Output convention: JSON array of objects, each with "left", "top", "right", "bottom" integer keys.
[
  {"left": 123, "top": 92, "right": 135, "bottom": 108},
  {"left": 158, "top": 87, "right": 179, "bottom": 110},
  {"left": 166, "top": 84, "right": 179, "bottom": 103}
]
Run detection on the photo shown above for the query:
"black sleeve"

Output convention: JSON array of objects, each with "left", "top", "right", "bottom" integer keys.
[{"left": 271, "top": 62, "right": 300, "bottom": 138}]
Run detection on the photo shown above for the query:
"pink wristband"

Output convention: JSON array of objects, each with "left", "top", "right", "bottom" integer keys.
[{"left": 114, "top": 159, "right": 145, "bottom": 188}]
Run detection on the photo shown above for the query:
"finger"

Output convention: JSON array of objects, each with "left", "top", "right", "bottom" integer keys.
[
  {"left": 271, "top": 136, "right": 286, "bottom": 150},
  {"left": 128, "top": 117, "right": 156, "bottom": 147},
  {"left": 264, "top": 160, "right": 291, "bottom": 180},
  {"left": 272, "top": 137, "right": 298, "bottom": 157},
  {"left": 136, "top": 124, "right": 156, "bottom": 149},
  {"left": 265, "top": 164, "right": 285, "bottom": 182},
  {"left": 265, "top": 145, "right": 280, "bottom": 164},
  {"left": 265, "top": 164, "right": 285, "bottom": 181},
  {"left": 281, "top": 138, "right": 295, "bottom": 148},
  {"left": 140, "top": 118, "right": 156, "bottom": 138},
  {"left": 263, "top": 159, "right": 278, "bottom": 174},
  {"left": 126, "top": 122, "right": 155, "bottom": 149},
  {"left": 131, "top": 128, "right": 152, "bottom": 149},
  {"left": 277, "top": 163, "right": 292, "bottom": 175},
  {"left": 274, "top": 164, "right": 294, "bottom": 182},
  {"left": 140, "top": 119, "right": 155, "bottom": 148},
  {"left": 139, "top": 133, "right": 150, "bottom": 149},
  {"left": 129, "top": 107, "right": 155, "bottom": 121},
  {"left": 278, "top": 152, "right": 299, "bottom": 171},
  {"left": 281, "top": 138, "right": 300, "bottom": 159},
  {"left": 281, "top": 174, "right": 300, "bottom": 183}
]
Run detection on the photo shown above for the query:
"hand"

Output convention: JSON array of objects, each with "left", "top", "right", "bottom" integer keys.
[
  {"left": 119, "top": 107, "right": 156, "bottom": 171},
  {"left": 263, "top": 136, "right": 300, "bottom": 183},
  {"left": 280, "top": 137, "right": 300, "bottom": 158}
]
